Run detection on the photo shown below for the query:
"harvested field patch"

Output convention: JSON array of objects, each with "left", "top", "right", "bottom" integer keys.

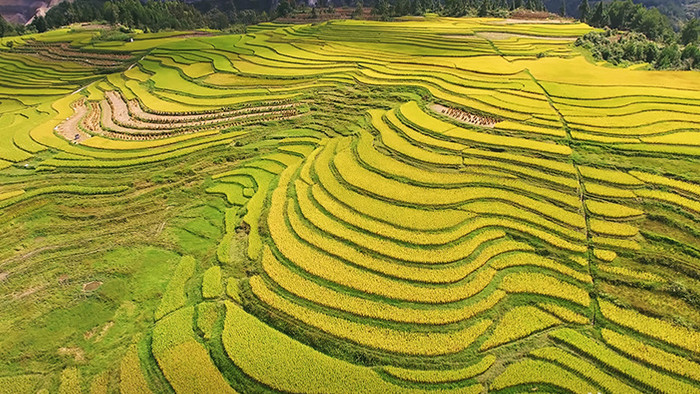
[
  {"left": 58, "top": 347, "right": 86, "bottom": 363},
  {"left": 431, "top": 103, "right": 498, "bottom": 127},
  {"left": 82, "top": 280, "right": 103, "bottom": 292}
]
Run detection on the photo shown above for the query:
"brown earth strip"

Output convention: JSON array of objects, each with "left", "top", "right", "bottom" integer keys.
[
  {"left": 56, "top": 99, "right": 92, "bottom": 143},
  {"left": 431, "top": 103, "right": 498, "bottom": 128}
]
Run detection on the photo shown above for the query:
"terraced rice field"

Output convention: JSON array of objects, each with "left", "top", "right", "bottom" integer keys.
[{"left": 0, "top": 18, "right": 699, "bottom": 393}]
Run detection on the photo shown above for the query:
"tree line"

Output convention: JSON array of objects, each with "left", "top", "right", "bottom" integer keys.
[
  {"left": 371, "top": 0, "right": 547, "bottom": 19},
  {"left": 574, "top": 0, "right": 699, "bottom": 69},
  {"left": 0, "top": 0, "right": 271, "bottom": 36},
  {"left": 0, "top": 14, "right": 23, "bottom": 37},
  {"left": 273, "top": 0, "right": 545, "bottom": 19}
]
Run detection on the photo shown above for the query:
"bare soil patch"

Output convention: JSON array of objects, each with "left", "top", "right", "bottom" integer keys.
[
  {"left": 95, "top": 321, "right": 114, "bottom": 342},
  {"left": 84, "top": 326, "right": 98, "bottom": 340},
  {"left": 236, "top": 221, "right": 251, "bottom": 235},
  {"left": 56, "top": 99, "right": 91, "bottom": 143},
  {"left": 58, "top": 347, "right": 85, "bottom": 362},
  {"left": 13, "top": 285, "right": 42, "bottom": 299},
  {"left": 431, "top": 103, "right": 498, "bottom": 128},
  {"left": 85, "top": 321, "right": 114, "bottom": 342},
  {"left": 77, "top": 23, "right": 112, "bottom": 30},
  {"left": 82, "top": 280, "right": 102, "bottom": 292}
]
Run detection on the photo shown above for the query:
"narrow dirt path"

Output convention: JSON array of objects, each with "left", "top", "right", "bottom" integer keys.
[
  {"left": 526, "top": 68, "right": 597, "bottom": 325},
  {"left": 56, "top": 99, "right": 91, "bottom": 143}
]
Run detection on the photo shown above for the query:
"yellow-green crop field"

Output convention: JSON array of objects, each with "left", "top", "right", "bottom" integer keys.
[{"left": 0, "top": 17, "right": 699, "bottom": 393}]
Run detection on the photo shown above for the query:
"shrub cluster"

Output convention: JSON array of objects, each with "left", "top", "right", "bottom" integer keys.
[{"left": 576, "top": 29, "right": 700, "bottom": 69}]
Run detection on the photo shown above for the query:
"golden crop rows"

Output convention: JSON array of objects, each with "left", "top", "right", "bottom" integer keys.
[{"left": 4, "top": 16, "right": 700, "bottom": 394}]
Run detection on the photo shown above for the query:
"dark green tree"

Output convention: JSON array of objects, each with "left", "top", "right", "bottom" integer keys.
[
  {"left": 589, "top": 1, "right": 606, "bottom": 26},
  {"left": 655, "top": 43, "right": 681, "bottom": 69},
  {"left": 353, "top": 0, "right": 364, "bottom": 19},
  {"left": 409, "top": 0, "right": 417, "bottom": 14},
  {"left": 631, "top": 7, "right": 672, "bottom": 41},
  {"left": 102, "top": 1, "right": 119, "bottom": 24},
  {"left": 32, "top": 16, "right": 48, "bottom": 33},
  {"left": 372, "top": 0, "right": 390, "bottom": 20},
  {"left": 206, "top": 8, "right": 229, "bottom": 28},
  {"left": 643, "top": 41, "right": 659, "bottom": 62},
  {"left": 578, "top": 0, "right": 590, "bottom": 22},
  {"left": 395, "top": 0, "right": 410, "bottom": 16},
  {"left": 559, "top": 0, "right": 566, "bottom": 16},
  {"left": 607, "top": 0, "right": 636, "bottom": 29},
  {"left": 274, "top": 0, "right": 293, "bottom": 18},
  {"left": 681, "top": 19, "right": 700, "bottom": 45},
  {"left": 478, "top": 0, "right": 490, "bottom": 16},
  {"left": 411, "top": 0, "right": 424, "bottom": 15},
  {"left": 681, "top": 44, "right": 700, "bottom": 69},
  {"left": 0, "top": 15, "right": 7, "bottom": 38},
  {"left": 444, "top": 0, "right": 462, "bottom": 16}
]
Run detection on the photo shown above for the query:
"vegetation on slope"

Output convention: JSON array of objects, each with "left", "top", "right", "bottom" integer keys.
[{"left": 0, "top": 16, "right": 698, "bottom": 394}]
